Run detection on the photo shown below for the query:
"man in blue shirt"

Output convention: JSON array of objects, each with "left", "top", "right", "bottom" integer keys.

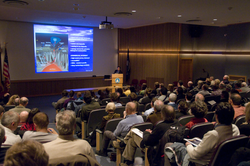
[{"left": 98, "top": 102, "right": 144, "bottom": 156}]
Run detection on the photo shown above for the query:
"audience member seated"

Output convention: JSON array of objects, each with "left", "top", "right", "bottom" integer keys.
[
  {"left": 63, "top": 90, "right": 75, "bottom": 109},
  {"left": 184, "top": 102, "right": 240, "bottom": 165},
  {"left": 22, "top": 112, "right": 58, "bottom": 143},
  {"left": 129, "top": 92, "right": 139, "bottom": 113},
  {"left": 139, "top": 83, "right": 147, "bottom": 96},
  {"left": 0, "top": 125, "right": 8, "bottom": 163},
  {"left": 211, "top": 85, "right": 222, "bottom": 96},
  {"left": 185, "top": 92, "right": 193, "bottom": 106},
  {"left": 176, "top": 87, "right": 185, "bottom": 101},
  {"left": 167, "top": 84, "right": 174, "bottom": 96},
  {"left": 210, "top": 76, "right": 214, "bottom": 81},
  {"left": 226, "top": 84, "right": 233, "bottom": 93},
  {"left": 191, "top": 80, "right": 203, "bottom": 94},
  {"left": 80, "top": 91, "right": 100, "bottom": 122},
  {"left": 98, "top": 90, "right": 107, "bottom": 101},
  {"left": 52, "top": 90, "right": 68, "bottom": 110},
  {"left": 1, "top": 111, "right": 21, "bottom": 146},
  {"left": 220, "top": 90, "right": 229, "bottom": 102},
  {"left": 44, "top": 110, "right": 96, "bottom": 161},
  {"left": 229, "top": 93, "right": 245, "bottom": 119},
  {"left": 117, "top": 88, "right": 127, "bottom": 97},
  {"left": 144, "top": 98, "right": 157, "bottom": 117},
  {"left": 110, "top": 92, "right": 122, "bottom": 107},
  {"left": 240, "top": 82, "right": 250, "bottom": 93},
  {"left": 19, "top": 111, "right": 28, "bottom": 126},
  {"left": 185, "top": 100, "right": 208, "bottom": 129},
  {"left": 168, "top": 93, "right": 178, "bottom": 110},
  {"left": 6, "top": 94, "right": 19, "bottom": 106},
  {"left": 0, "top": 106, "right": 5, "bottom": 123},
  {"left": 139, "top": 88, "right": 152, "bottom": 105},
  {"left": 130, "top": 86, "right": 137, "bottom": 95},
  {"left": 0, "top": 93, "right": 10, "bottom": 106},
  {"left": 198, "top": 84, "right": 211, "bottom": 97},
  {"left": 152, "top": 82, "right": 160, "bottom": 96},
  {"left": 235, "top": 80, "right": 243, "bottom": 93},
  {"left": 120, "top": 105, "right": 181, "bottom": 166},
  {"left": 124, "top": 87, "right": 131, "bottom": 97},
  {"left": 4, "top": 140, "right": 49, "bottom": 166},
  {"left": 99, "top": 102, "right": 143, "bottom": 156},
  {"left": 239, "top": 102, "right": 250, "bottom": 136},
  {"left": 186, "top": 81, "right": 194, "bottom": 92},
  {"left": 146, "top": 100, "right": 164, "bottom": 126},
  {"left": 20, "top": 108, "right": 40, "bottom": 132},
  {"left": 219, "top": 82, "right": 226, "bottom": 91},
  {"left": 176, "top": 101, "right": 189, "bottom": 119},
  {"left": 222, "top": 75, "right": 230, "bottom": 84},
  {"left": 156, "top": 83, "right": 164, "bottom": 96},
  {"left": 76, "top": 92, "right": 83, "bottom": 100},
  {"left": 195, "top": 93, "right": 205, "bottom": 101},
  {"left": 9, "top": 97, "right": 31, "bottom": 114},
  {"left": 177, "top": 80, "right": 186, "bottom": 92},
  {"left": 158, "top": 87, "right": 168, "bottom": 102}
]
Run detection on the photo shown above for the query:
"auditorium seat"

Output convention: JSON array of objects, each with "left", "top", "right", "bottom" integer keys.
[
  {"left": 130, "top": 79, "right": 138, "bottom": 89},
  {"left": 189, "top": 122, "right": 214, "bottom": 139},
  {"left": 3, "top": 105, "right": 15, "bottom": 112},
  {"left": 119, "top": 97, "right": 130, "bottom": 105},
  {"left": 115, "top": 106, "right": 125, "bottom": 117},
  {"left": 138, "top": 79, "right": 147, "bottom": 87},
  {"left": 138, "top": 104, "right": 145, "bottom": 114},
  {"left": 96, "top": 118, "right": 123, "bottom": 153},
  {"left": 189, "top": 135, "right": 249, "bottom": 166},
  {"left": 178, "top": 115, "right": 194, "bottom": 126},
  {"left": 205, "top": 112, "right": 215, "bottom": 122},
  {"left": 100, "top": 98, "right": 111, "bottom": 106},
  {"left": 81, "top": 108, "right": 107, "bottom": 139},
  {"left": 234, "top": 115, "right": 246, "bottom": 128},
  {"left": 144, "top": 103, "right": 151, "bottom": 111}
]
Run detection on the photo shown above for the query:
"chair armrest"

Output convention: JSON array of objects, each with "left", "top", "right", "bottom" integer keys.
[
  {"left": 96, "top": 129, "right": 103, "bottom": 134},
  {"left": 116, "top": 136, "right": 124, "bottom": 142},
  {"left": 188, "top": 158, "right": 209, "bottom": 166}
]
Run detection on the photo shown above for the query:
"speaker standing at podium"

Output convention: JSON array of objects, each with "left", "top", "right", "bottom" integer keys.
[{"left": 113, "top": 66, "right": 123, "bottom": 74}]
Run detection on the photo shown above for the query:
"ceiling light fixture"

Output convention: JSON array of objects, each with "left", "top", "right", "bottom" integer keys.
[
  {"left": 213, "top": 18, "right": 217, "bottom": 21},
  {"left": 132, "top": 10, "right": 136, "bottom": 13},
  {"left": 3, "top": 0, "right": 29, "bottom": 5},
  {"left": 178, "top": 15, "right": 182, "bottom": 18},
  {"left": 114, "top": 12, "right": 132, "bottom": 16}
]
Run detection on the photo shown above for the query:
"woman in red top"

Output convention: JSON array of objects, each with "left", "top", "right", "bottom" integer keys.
[
  {"left": 185, "top": 100, "right": 208, "bottom": 129},
  {"left": 20, "top": 108, "right": 40, "bottom": 131}
]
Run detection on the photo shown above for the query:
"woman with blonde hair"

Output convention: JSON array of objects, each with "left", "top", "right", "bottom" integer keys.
[{"left": 6, "top": 94, "right": 20, "bottom": 105}]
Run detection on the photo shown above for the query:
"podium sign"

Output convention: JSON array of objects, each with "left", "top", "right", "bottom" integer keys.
[{"left": 111, "top": 74, "right": 123, "bottom": 92}]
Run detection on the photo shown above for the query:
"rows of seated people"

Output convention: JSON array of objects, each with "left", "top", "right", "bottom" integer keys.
[{"left": 0, "top": 74, "right": 250, "bottom": 165}]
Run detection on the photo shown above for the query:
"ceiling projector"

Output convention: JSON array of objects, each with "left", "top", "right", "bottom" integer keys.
[{"left": 99, "top": 17, "right": 114, "bottom": 29}]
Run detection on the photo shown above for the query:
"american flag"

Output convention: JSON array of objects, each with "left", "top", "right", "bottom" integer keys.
[{"left": 3, "top": 47, "right": 10, "bottom": 91}]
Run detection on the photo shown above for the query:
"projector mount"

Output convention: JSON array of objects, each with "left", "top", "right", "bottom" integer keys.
[{"left": 100, "top": 16, "right": 112, "bottom": 25}]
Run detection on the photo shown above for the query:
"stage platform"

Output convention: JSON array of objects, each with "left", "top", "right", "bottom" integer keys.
[{"left": 65, "top": 85, "right": 129, "bottom": 93}]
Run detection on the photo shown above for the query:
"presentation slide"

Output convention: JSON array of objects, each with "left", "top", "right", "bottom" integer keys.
[{"left": 34, "top": 24, "right": 93, "bottom": 73}]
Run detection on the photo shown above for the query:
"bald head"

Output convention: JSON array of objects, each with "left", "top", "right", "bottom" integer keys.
[
  {"left": 125, "top": 102, "right": 136, "bottom": 115},
  {"left": 188, "top": 81, "right": 193, "bottom": 87},
  {"left": 195, "top": 93, "right": 204, "bottom": 101},
  {"left": 20, "top": 97, "right": 29, "bottom": 107},
  {"left": 223, "top": 75, "right": 229, "bottom": 80},
  {"left": 14, "top": 98, "right": 20, "bottom": 106},
  {"left": 154, "top": 100, "right": 164, "bottom": 112},
  {"left": 20, "top": 111, "right": 29, "bottom": 123}
]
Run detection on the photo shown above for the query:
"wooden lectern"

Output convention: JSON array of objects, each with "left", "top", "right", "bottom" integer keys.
[{"left": 111, "top": 74, "right": 123, "bottom": 92}]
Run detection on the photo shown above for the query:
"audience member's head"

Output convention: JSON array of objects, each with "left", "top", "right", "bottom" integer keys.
[
  {"left": 4, "top": 140, "right": 49, "bottom": 166},
  {"left": 215, "top": 79, "right": 220, "bottom": 86},
  {"left": 14, "top": 97, "right": 20, "bottom": 106},
  {"left": 186, "top": 92, "right": 193, "bottom": 101},
  {"left": 229, "top": 93, "right": 241, "bottom": 106},
  {"left": 6, "top": 95, "right": 20, "bottom": 106},
  {"left": 153, "top": 100, "right": 164, "bottom": 112},
  {"left": 116, "top": 88, "right": 124, "bottom": 96},
  {"left": 125, "top": 102, "right": 136, "bottom": 115},
  {"left": 190, "top": 100, "right": 208, "bottom": 118},
  {"left": 215, "top": 102, "right": 234, "bottom": 125},
  {"left": 141, "top": 83, "right": 147, "bottom": 90},
  {"left": 210, "top": 76, "right": 214, "bottom": 81},
  {"left": 160, "top": 87, "right": 168, "bottom": 96},
  {"left": 245, "top": 103, "right": 250, "bottom": 123},
  {"left": 242, "top": 82, "right": 247, "bottom": 87},
  {"left": 1, "top": 111, "right": 19, "bottom": 131},
  {"left": 0, "top": 125, "right": 5, "bottom": 147},
  {"left": 110, "top": 92, "right": 119, "bottom": 102},
  {"left": 177, "top": 87, "right": 184, "bottom": 95},
  {"left": 161, "top": 105, "right": 175, "bottom": 122},
  {"left": 197, "top": 80, "right": 203, "bottom": 88},
  {"left": 19, "top": 111, "right": 29, "bottom": 124},
  {"left": 33, "top": 112, "right": 49, "bottom": 130},
  {"left": 167, "top": 84, "right": 174, "bottom": 92},
  {"left": 105, "top": 102, "right": 116, "bottom": 113},
  {"left": 234, "top": 80, "right": 242, "bottom": 89},
  {"left": 219, "top": 82, "right": 225, "bottom": 89},
  {"left": 226, "top": 84, "right": 232, "bottom": 92},
  {"left": 68, "top": 90, "right": 75, "bottom": 98},
  {"left": 20, "top": 97, "right": 29, "bottom": 107},
  {"left": 178, "top": 80, "right": 184, "bottom": 87},
  {"left": 26, "top": 108, "right": 40, "bottom": 124},
  {"left": 145, "top": 88, "right": 152, "bottom": 97},
  {"left": 187, "top": 81, "right": 193, "bottom": 88},
  {"left": 150, "top": 97, "right": 158, "bottom": 107},
  {"left": 195, "top": 93, "right": 204, "bottom": 101},
  {"left": 56, "top": 110, "right": 76, "bottom": 135},
  {"left": 178, "top": 101, "right": 189, "bottom": 114},
  {"left": 84, "top": 91, "right": 92, "bottom": 104},
  {"left": 0, "top": 105, "right": 4, "bottom": 118},
  {"left": 221, "top": 90, "right": 229, "bottom": 101},
  {"left": 130, "top": 86, "right": 136, "bottom": 93},
  {"left": 202, "top": 84, "right": 209, "bottom": 91},
  {"left": 223, "top": 75, "right": 229, "bottom": 80},
  {"left": 129, "top": 92, "right": 137, "bottom": 101},
  {"left": 76, "top": 92, "right": 82, "bottom": 99},
  {"left": 169, "top": 93, "right": 177, "bottom": 102},
  {"left": 154, "top": 82, "right": 160, "bottom": 89},
  {"left": 61, "top": 90, "right": 68, "bottom": 97}
]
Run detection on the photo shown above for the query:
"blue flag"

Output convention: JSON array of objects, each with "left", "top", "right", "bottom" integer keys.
[{"left": 126, "top": 49, "right": 130, "bottom": 81}]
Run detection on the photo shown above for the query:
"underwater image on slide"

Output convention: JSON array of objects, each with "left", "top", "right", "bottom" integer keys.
[{"left": 34, "top": 24, "right": 93, "bottom": 73}]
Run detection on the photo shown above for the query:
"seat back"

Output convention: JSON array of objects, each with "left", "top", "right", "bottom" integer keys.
[
  {"left": 138, "top": 104, "right": 145, "bottom": 114},
  {"left": 142, "top": 114, "right": 147, "bottom": 122},
  {"left": 209, "top": 135, "right": 249, "bottom": 166},
  {"left": 178, "top": 115, "right": 194, "bottom": 126},
  {"left": 119, "top": 97, "right": 130, "bottom": 105},
  {"left": 87, "top": 108, "right": 107, "bottom": 135},
  {"left": 234, "top": 115, "right": 246, "bottom": 127},
  {"left": 131, "top": 122, "right": 153, "bottom": 131},
  {"left": 100, "top": 98, "right": 110, "bottom": 106},
  {"left": 115, "top": 106, "right": 125, "bottom": 117},
  {"left": 189, "top": 122, "right": 214, "bottom": 139},
  {"left": 137, "top": 95, "right": 143, "bottom": 101},
  {"left": 144, "top": 103, "right": 151, "bottom": 111},
  {"left": 3, "top": 105, "right": 15, "bottom": 112},
  {"left": 205, "top": 112, "right": 215, "bottom": 122},
  {"left": 105, "top": 118, "right": 123, "bottom": 132}
]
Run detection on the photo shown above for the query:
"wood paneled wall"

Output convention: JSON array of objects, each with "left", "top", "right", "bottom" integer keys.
[
  {"left": 10, "top": 77, "right": 111, "bottom": 97},
  {"left": 118, "top": 23, "right": 181, "bottom": 88}
]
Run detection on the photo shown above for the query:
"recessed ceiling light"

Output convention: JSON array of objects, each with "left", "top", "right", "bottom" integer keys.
[
  {"left": 132, "top": 10, "right": 136, "bottom": 13},
  {"left": 73, "top": 4, "right": 79, "bottom": 6},
  {"left": 177, "top": 15, "right": 182, "bottom": 18},
  {"left": 156, "top": 17, "right": 162, "bottom": 19},
  {"left": 213, "top": 18, "right": 217, "bottom": 21}
]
